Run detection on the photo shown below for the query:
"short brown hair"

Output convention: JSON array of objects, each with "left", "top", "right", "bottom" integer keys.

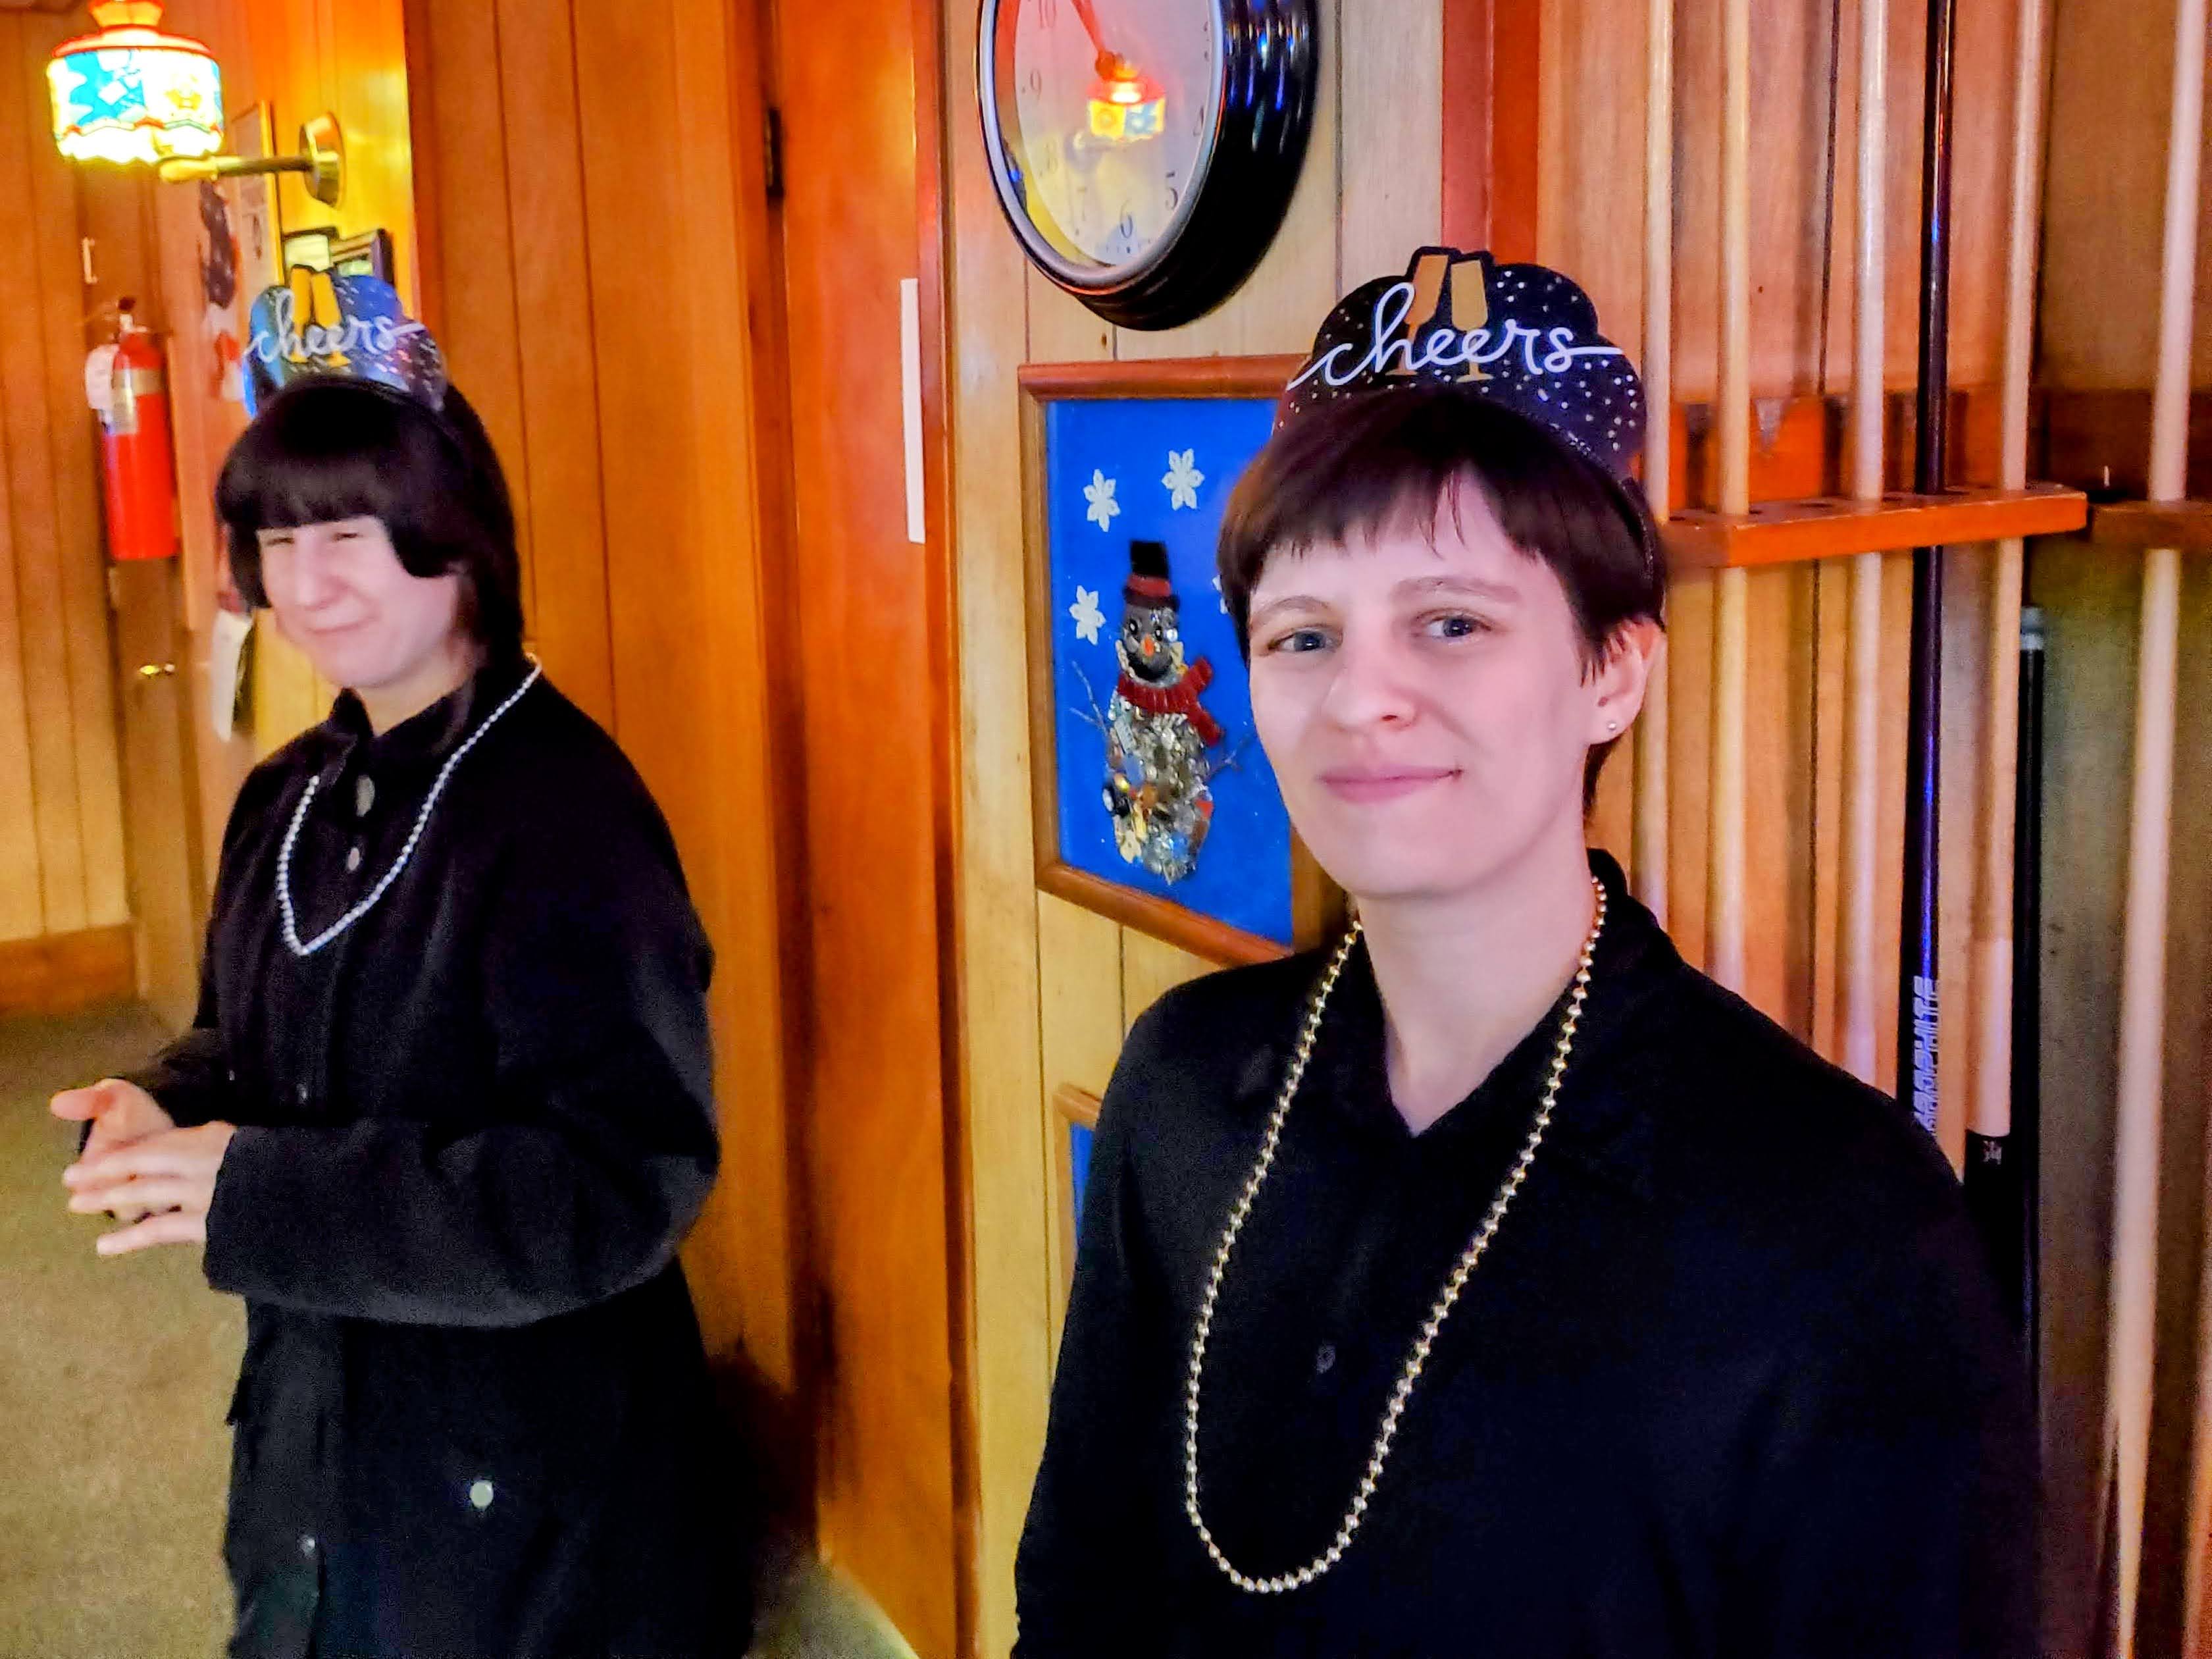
[{"left": 1218, "top": 384, "right": 1666, "bottom": 803}]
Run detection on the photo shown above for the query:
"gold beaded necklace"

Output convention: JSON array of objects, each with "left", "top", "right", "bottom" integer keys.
[{"left": 1182, "top": 876, "right": 1608, "bottom": 1595}]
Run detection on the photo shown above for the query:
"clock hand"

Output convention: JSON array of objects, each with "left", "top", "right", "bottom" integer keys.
[{"left": 1068, "top": 0, "right": 1135, "bottom": 82}]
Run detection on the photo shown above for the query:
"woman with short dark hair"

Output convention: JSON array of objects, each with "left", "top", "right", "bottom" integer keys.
[
  {"left": 55, "top": 276, "right": 746, "bottom": 1659},
  {"left": 1015, "top": 251, "right": 2034, "bottom": 1656}
]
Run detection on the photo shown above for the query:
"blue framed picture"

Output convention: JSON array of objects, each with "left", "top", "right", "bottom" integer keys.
[{"left": 1021, "top": 359, "right": 1333, "bottom": 964}]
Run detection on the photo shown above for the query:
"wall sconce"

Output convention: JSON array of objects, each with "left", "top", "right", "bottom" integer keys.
[
  {"left": 48, "top": 1, "right": 222, "bottom": 166},
  {"left": 48, "top": 2, "right": 345, "bottom": 206}
]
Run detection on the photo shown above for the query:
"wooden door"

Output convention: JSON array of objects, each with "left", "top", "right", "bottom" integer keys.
[{"left": 771, "top": 0, "right": 967, "bottom": 1646}]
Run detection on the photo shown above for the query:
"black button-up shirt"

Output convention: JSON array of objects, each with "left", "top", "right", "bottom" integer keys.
[
  {"left": 1017, "top": 854, "right": 2035, "bottom": 1657},
  {"left": 124, "top": 656, "right": 739, "bottom": 1659}
]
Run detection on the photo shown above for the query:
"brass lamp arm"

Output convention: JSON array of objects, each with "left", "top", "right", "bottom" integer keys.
[{"left": 159, "top": 113, "right": 343, "bottom": 207}]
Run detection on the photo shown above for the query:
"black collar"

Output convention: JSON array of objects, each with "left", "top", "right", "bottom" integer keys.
[
  {"left": 313, "top": 653, "right": 533, "bottom": 781},
  {"left": 1248, "top": 850, "right": 1676, "bottom": 1201}
]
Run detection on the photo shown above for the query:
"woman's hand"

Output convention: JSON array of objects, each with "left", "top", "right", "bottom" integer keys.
[
  {"left": 52, "top": 1078, "right": 176, "bottom": 1224},
  {"left": 61, "top": 1119, "right": 238, "bottom": 1256}
]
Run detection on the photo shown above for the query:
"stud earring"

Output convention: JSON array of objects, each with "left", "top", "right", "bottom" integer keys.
[{"left": 1605, "top": 718, "right": 1621, "bottom": 734}]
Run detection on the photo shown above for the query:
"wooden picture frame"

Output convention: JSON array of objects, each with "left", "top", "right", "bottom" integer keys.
[{"left": 1021, "top": 357, "right": 1338, "bottom": 967}]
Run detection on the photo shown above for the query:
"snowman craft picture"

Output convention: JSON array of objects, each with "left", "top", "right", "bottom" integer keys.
[
  {"left": 1097, "top": 540, "right": 1223, "bottom": 883},
  {"left": 1047, "top": 392, "right": 1291, "bottom": 945}
]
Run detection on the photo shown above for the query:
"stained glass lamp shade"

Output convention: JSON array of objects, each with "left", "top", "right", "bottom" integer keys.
[{"left": 49, "top": 1, "right": 223, "bottom": 167}]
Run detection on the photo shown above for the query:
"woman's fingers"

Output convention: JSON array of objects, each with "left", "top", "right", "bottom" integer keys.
[
  {"left": 94, "top": 1209, "right": 206, "bottom": 1256},
  {"left": 67, "top": 1176, "right": 199, "bottom": 1216}
]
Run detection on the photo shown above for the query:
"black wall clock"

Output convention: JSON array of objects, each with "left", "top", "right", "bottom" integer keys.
[{"left": 979, "top": 0, "right": 1319, "bottom": 332}]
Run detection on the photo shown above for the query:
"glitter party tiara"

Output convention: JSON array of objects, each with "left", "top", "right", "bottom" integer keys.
[
  {"left": 242, "top": 269, "right": 447, "bottom": 417},
  {"left": 1281, "top": 248, "right": 1646, "bottom": 483}
]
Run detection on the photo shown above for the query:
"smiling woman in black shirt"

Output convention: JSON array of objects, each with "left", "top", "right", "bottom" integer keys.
[
  {"left": 1014, "top": 250, "right": 2035, "bottom": 1657},
  {"left": 53, "top": 278, "right": 743, "bottom": 1659}
]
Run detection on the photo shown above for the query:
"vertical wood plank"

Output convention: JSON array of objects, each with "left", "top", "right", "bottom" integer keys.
[
  {"left": 1037, "top": 893, "right": 1123, "bottom": 1353},
  {"left": 954, "top": 3, "right": 1055, "bottom": 1648},
  {"left": 1666, "top": 566, "right": 1714, "bottom": 973},
  {"left": 28, "top": 28, "right": 127, "bottom": 931},
  {"left": 1338, "top": 0, "right": 1443, "bottom": 284},
  {"left": 0, "top": 16, "right": 43, "bottom": 942},
  {"left": 415, "top": 0, "right": 533, "bottom": 620},
  {"left": 1121, "top": 930, "right": 1214, "bottom": 1033},
  {"left": 0, "top": 15, "right": 86, "bottom": 935},
  {"left": 492, "top": 0, "right": 613, "bottom": 723},
  {"left": 1027, "top": 269, "right": 1113, "bottom": 363}
]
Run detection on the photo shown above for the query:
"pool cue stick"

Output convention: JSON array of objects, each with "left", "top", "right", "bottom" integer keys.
[
  {"left": 1963, "top": 0, "right": 2048, "bottom": 1320},
  {"left": 1896, "top": 0, "right": 1957, "bottom": 1134},
  {"left": 1634, "top": 0, "right": 1674, "bottom": 928},
  {"left": 2011, "top": 605, "right": 2044, "bottom": 1387},
  {"left": 1839, "top": 0, "right": 1888, "bottom": 1083},
  {"left": 2108, "top": 0, "right": 2207, "bottom": 1642},
  {"left": 1707, "top": 0, "right": 1751, "bottom": 993}
]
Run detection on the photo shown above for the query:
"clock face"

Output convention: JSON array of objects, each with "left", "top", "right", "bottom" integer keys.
[{"left": 986, "top": 0, "right": 1225, "bottom": 282}]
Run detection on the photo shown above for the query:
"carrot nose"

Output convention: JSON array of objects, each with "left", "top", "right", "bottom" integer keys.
[{"left": 1141, "top": 639, "right": 1156, "bottom": 656}]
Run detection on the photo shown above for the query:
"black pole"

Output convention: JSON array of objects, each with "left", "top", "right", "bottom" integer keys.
[
  {"left": 1899, "top": 0, "right": 1958, "bottom": 1133},
  {"left": 2012, "top": 605, "right": 2045, "bottom": 1409}
]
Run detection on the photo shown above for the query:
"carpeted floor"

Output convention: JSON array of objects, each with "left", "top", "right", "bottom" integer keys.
[{"left": 0, "top": 1006, "right": 908, "bottom": 1659}]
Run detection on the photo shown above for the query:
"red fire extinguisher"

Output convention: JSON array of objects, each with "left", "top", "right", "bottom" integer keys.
[{"left": 92, "top": 300, "right": 178, "bottom": 563}]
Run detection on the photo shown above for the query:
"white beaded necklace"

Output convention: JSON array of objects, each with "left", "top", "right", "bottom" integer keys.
[
  {"left": 1183, "top": 876, "right": 1607, "bottom": 1595},
  {"left": 276, "top": 661, "right": 543, "bottom": 959}
]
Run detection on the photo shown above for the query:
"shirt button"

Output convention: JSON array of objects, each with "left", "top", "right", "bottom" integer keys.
[
  {"left": 1314, "top": 1342, "right": 1338, "bottom": 1377},
  {"left": 354, "top": 775, "right": 375, "bottom": 817},
  {"left": 296, "top": 1082, "right": 310, "bottom": 1105},
  {"left": 298, "top": 1533, "right": 317, "bottom": 1559},
  {"left": 345, "top": 845, "right": 363, "bottom": 874},
  {"left": 469, "top": 1478, "right": 496, "bottom": 1512}
]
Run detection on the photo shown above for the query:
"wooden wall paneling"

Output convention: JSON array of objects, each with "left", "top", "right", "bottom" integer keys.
[
  {"left": 1870, "top": 546, "right": 1912, "bottom": 1095},
  {"left": 1740, "top": 563, "right": 1817, "bottom": 1037},
  {"left": 1113, "top": 0, "right": 1339, "bottom": 361},
  {"left": 1120, "top": 931, "right": 1213, "bottom": 1034},
  {"left": 1537, "top": 0, "right": 1647, "bottom": 346},
  {"left": 1809, "top": 557, "right": 1848, "bottom": 1061},
  {"left": 322, "top": 0, "right": 417, "bottom": 297},
  {"left": 0, "top": 14, "right": 86, "bottom": 935},
  {"left": 2038, "top": 0, "right": 2211, "bottom": 390},
  {"left": 0, "top": 923, "right": 134, "bottom": 1016},
  {"left": 409, "top": 0, "right": 532, "bottom": 615},
  {"left": 1664, "top": 568, "right": 1712, "bottom": 973},
  {"left": 769, "top": 0, "right": 960, "bottom": 1641},
  {"left": 1037, "top": 892, "right": 1123, "bottom": 1356},
  {"left": 1337, "top": 0, "right": 1442, "bottom": 284},
  {"left": 0, "top": 22, "right": 39, "bottom": 941},
  {"left": 659, "top": 0, "right": 801, "bottom": 1415},
  {"left": 490, "top": 0, "right": 613, "bottom": 724},
  {"left": 1027, "top": 271, "right": 1113, "bottom": 364},
  {"left": 28, "top": 24, "right": 126, "bottom": 929},
  {"left": 951, "top": 19, "right": 1054, "bottom": 1640}
]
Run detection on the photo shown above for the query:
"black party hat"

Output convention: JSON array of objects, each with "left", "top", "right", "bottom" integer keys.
[{"left": 1279, "top": 248, "right": 1645, "bottom": 480}]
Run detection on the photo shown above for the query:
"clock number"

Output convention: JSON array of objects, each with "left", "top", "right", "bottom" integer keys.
[
  {"left": 1037, "top": 0, "right": 1058, "bottom": 23},
  {"left": 1165, "top": 184, "right": 1181, "bottom": 213},
  {"left": 1025, "top": 66, "right": 1042, "bottom": 100},
  {"left": 1118, "top": 209, "right": 1135, "bottom": 244}
]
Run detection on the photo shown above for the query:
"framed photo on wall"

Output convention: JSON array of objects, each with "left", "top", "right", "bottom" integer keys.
[{"left": 1021, "top": 357, "right": 1338, "bottom": 966}]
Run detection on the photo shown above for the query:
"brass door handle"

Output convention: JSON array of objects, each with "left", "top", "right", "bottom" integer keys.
[{"left": 136, "top": 662, "right": 178, "bottom": 679}]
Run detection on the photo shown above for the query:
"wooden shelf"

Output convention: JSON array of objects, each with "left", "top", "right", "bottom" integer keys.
[
  {"left": 1663, "top": 483, "right": 2090, "bottom": 569},
  {"left": 2088, "top": 499, "right": 2212, "bottom": 553}
]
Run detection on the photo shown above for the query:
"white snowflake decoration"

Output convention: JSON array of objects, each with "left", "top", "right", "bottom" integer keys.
[
  {"left": 1084, "top": 469, "right": 1121, "bottom": 531},
  {"left": 1211, "top": 575, "right": 1228, "bottom": 614},
  {"left": 1162, "top": 448, "right": 1205, "bottom": 510},
  {"left": 1069, "top": 585, "right": 1105, "bottom": 645}
]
